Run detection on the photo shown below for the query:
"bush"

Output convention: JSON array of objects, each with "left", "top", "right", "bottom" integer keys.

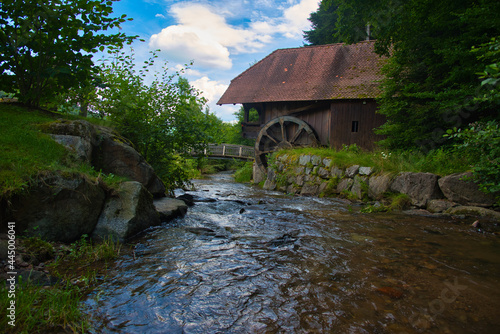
[
  {"left": 234, "top": 161, "right": 254, "bottom": 183},
  {"left": 446, "top": 121, "right": 500, "bottom": 202}
]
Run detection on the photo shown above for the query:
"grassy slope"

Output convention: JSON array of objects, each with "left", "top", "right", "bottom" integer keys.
[{"left": 0, "top": 103, "right": 69, "bottom": 197}]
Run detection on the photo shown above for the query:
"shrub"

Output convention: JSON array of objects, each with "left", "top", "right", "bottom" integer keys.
[{"left": 446, "top": 121, "right": 500, "bottom": 203}]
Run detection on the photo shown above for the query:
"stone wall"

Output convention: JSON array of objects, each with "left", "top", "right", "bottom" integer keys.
[{"left": 259, "top": 153, "right": 500, "bottom": 220}]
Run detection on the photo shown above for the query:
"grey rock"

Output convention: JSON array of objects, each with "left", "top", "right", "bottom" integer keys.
[
  {"left": 311, "top": 155, "right": 322, "bottom": 165},
  {"left": 93, "top": 137, "right": 166, "bottom": 197},
  {"left": 296, "top": 175, "right": 305, "bottom": 186},
  {"left": 337, "top": 178, "right": 354, "bottom": 193},
  {"left": 438, "top": 172, "right": 496, "bottom": 207},
  {"left": 445, "top": 206, "right": 500, "bottom": 221},
  {"left": 318, "top": 167, "right": 330, "bottom": 179},
  {"left": 359, "top": 166, "right": 374, "bottom": 176},
  {"left": 300, "top": 183, "right": 319, "bottom": 196},
  {"left": 299, "top": 155, "right": 311, "bottom": 166},
  {"left": 93, "top": 181, "right": 160, "bottom": 242},
  {"left": 252, "top": 162, "right": 266, "bottom": 184},
  {"left": 43, "top": 119, "right": 97, "bottom": 145},
  {"left": 50, "top": 134, "right": 92, "bottom": 162},
  {"left": 368, "top": 174, "right": 392, "bottom": 200},
  {"left": 318, "top": 182, "right": 329, "bottom": 195},
  {"left": 278, "top": 154, "right": 288, "bottom": 162},
  {"left": 390, "top": 172, "right": 443, "bottom": 207},
  {"left": 322, "top": 158, "right": 332, "bottom": 167},
  {"left": 154, "top": 198, "right": 188, "bottom": 222},
  {"left": 427, "top": 199, "right": 458, "bottom": 213},
  {"left": 294, "top": 166, "right": 305, "bottom": 175},
  {"left": 286, "top": 184, "right": 300, "bottom": 195},
  {"left": 263, "top": 168, "right": 277, "bottom": 190},
  {"left": 345, "top": 165, "right": 360, "bottom": 178},
  {"left": 351, "top": 176, "right": 368, "bottom": 200},
  {"left": 331, "top": 167, "right": 343, "bottom": 178},
  {"left": 11, "top": 172, "right": 105, "bottom": 243}
]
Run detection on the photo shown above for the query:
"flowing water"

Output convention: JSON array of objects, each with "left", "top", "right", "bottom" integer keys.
[{"left": 85, "top": 173, "right": 500, "bottom": 333}]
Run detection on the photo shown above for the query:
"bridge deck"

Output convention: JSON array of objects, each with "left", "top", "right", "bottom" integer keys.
[{"left": 194, "top": 144, "right": 255, "bottom": 160}]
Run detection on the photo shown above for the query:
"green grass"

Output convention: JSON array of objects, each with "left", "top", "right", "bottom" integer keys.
[
  {"left": 0, "top": 103, "right": 124, "bottom": 198},
  {"left": 0, "top": 236, "right": 122, "bottom": 333},
  {"left": 0, "top": 278, "right": 89, "bottom": 334},
  {"left": 234, "top": 161, "right": 254, "bottom": 183},
  {"left": 275, "top": 145, "right": 471, "bottom": 176},
  {"left": 0, "top": 104, "right": 69, "bottom": 197}
]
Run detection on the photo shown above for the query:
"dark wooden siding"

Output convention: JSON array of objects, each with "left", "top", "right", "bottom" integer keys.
[
  {"left": 244, "top": 99, "right": 385, "bottom": 150},
  {"left": 330, "top": 100, "right": 385, "bottom": 150},
  {"left": 263, "top": 101, "right": 331, "bottom": 146}
]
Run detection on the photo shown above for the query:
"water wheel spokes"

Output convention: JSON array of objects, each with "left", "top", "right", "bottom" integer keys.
[{"left": 255, "top": 116, "right": 319, "bottom": 172}]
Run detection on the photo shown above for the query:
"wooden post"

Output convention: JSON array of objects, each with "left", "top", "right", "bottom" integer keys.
[
  {"left": 222, "top": 145, "right": 226, "bottom": 156},
  {"left": 239, "top": 146, "right": 242, "bottom": 157}
]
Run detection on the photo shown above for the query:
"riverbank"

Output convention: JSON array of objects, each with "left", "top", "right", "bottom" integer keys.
[{"left": 256, "top": 151, "right": 500, "bottom": 224}]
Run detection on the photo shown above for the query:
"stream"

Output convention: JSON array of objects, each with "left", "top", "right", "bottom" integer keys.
[{"left": 84, "top": 172, "right": 500, "bottom": 333}]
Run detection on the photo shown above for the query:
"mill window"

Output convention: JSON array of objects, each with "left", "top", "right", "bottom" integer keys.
[{"left": 351, "top": 121, "right": 359, "bottom": 133}]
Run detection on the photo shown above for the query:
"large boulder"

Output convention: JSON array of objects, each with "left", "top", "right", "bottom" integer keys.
[
  {"left": 10, "top": 172, "right": 105, "bottom": 243},
  {"left": 154, "top": 198, "right": 188, "bottom": 222},
  {"left": 368, "top": 174, "right": 392, "bottom": 200},
  {"left": 390, "top": 172, "right": 443, "bottom": 207},
  {"left": 92, "top": 137, "right": 166, "bottom": 197},
  {"left": 43, "top": 120, "right": 96, "bottom": 162},
  {"left": 92, "top": 181, "right": 160, "bottom": 242},
  {"left": 42, "top": 120, "right": 166, "bottom": 198},
  {"left": 438, "top": 172, "right": 496, "bottom": 207},
  {"left": 50, "top": 134, "right": 92, "bottom": 162},
  {"left": 41, "top": 119, "right": 97, "bottom": 145}
]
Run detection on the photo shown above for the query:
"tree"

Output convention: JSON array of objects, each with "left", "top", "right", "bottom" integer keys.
[
  {"left": 0, "top": 0, "right": 136, "bottom": 107},
  {"left": 307, "top": 0, "right": 500, "bottom": 150},
  {"left": 89, "top": 50, "right": 215, "bottom": 190},
  {"left": 304, "top": 0, "right": 367, "bottom": 45}
]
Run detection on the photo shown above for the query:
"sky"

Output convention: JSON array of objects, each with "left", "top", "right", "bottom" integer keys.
[{"left": 106, "top": 0, "right": 320, "bottom": 122}]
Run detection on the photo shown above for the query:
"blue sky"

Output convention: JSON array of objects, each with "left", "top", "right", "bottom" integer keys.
[{"left": 106, "top": 0, "right": 320, "bottom": 122}]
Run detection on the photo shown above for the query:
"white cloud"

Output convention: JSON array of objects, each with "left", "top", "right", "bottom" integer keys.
[
  {"left": 191, "top": 76, "right": 228, "bottom": 104},
  {"left": 149, "top": 3, "right": 271, "bottom": 70},
  {"left": 190, "top": 76, "right": 238, "bottom": 121},
  {"left": 251, "top": 0, "right": 319, "bottom": 38}
]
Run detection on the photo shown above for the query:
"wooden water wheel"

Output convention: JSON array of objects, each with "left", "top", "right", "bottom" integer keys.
[{"left": 255, "top": 116, "right": 319, "bottom": 172}]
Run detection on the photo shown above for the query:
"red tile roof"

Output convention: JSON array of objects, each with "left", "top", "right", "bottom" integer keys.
[{"left": 217, "top": 41, "right": 386, "bottom": 104}]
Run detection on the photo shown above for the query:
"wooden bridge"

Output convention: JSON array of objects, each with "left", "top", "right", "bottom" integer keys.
[{"left": 193, "top": 144, "right": 255, "bottom": 160}]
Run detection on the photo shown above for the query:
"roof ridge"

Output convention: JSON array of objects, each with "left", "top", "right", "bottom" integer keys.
[{"left": 276, "top": 40, "right": 376, "bottom": 52}]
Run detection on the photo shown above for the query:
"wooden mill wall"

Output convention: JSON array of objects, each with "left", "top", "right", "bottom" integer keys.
[{"left": 329, "top": 100, "right": 386, "bottom": 150}]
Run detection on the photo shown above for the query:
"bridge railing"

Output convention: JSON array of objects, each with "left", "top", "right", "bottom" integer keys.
[{"left": 191, "top": 143, "right": 254, "bottom": 160}]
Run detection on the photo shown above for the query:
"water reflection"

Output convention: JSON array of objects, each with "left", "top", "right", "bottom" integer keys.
[{"left": 85, "top": 173, "right": 500, "bottom": 333}]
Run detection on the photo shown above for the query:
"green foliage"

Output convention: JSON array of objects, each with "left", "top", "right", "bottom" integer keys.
[
  {"left": 473, "top": 37, "right": 500, "bottom": 106},
  {"left": 234, "top": 161, "right": 254, "bottom": 183},
  {"left": 388, "top": 193, "right": 412, "bottom": 211},
  {"left": 304, "top": 0, "right": 368, "bottom": 45},
  {"left": 0, "top": 0, "right": 136, "bottom": 107},
  {"left": 79, "top": 49, "right": 216, "bottom": 191},
  {"left": 308, "top": 0, "right": 500, "bottom": 150},
  {"left": 446, "top": 121, "right": 500, "bottom": 200}
]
